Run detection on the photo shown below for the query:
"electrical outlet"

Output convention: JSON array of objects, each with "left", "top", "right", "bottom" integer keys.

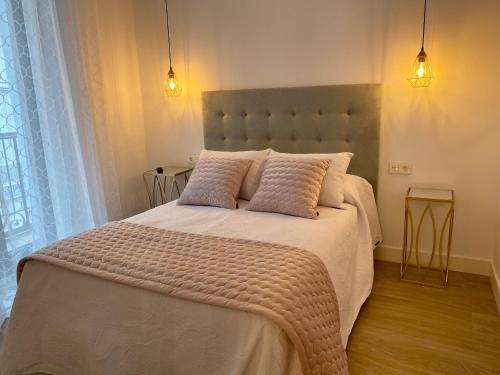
[
  {"left": 389, "top": 161, "right": 412, "bottom": 175},
  {"left": 188, "top": 154, "right": 199, "bottom": 166}
]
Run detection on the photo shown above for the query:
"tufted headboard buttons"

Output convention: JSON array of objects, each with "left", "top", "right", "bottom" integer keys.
[{"left": 202, "top": 84, "right": 381, "bottom": 191}]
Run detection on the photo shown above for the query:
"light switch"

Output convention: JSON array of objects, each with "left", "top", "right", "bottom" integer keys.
[{"left": 389, "top": 161, "right": 412, "bottom": 175}]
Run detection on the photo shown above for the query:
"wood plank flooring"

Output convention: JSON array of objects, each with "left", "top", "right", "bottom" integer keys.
[{"left": 347, "top": 261, "right": 500, "bottom": 374}]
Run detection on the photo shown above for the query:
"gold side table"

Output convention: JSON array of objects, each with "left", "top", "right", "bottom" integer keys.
[
  {"left": 400, "top": 187, "right": 455, "bottom": 288},
  {"left": 143, "top": 166, "right": 193, "bottom": 208}
]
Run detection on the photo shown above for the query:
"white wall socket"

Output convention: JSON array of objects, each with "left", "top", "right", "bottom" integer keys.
[
  {"left": 188, "top": 154, "right": 199, "bottom": 166},
  {"left": 389, "top": 161, "right": 412, "bottom": 175}
]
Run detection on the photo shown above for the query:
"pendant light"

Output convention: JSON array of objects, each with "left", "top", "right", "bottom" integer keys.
[
  {"left": 164, "top": 0, "right": 181, "bottom": 97},
  {"left": 408, "top": 0, "right": 433, "bottom": 88}
]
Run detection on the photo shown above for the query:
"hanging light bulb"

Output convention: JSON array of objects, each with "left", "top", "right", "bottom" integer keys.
[
  {"left": 408, "top": 0, "right": 433, "bottom": 88},
  {"left": 163, "top": 0, "right": 181, "bottom": 97},
  {"left": 417, "top": 60, "right": 425, "bottom": 78},
  {"left": 166, "top": 67, "right": 181, "bottom": 97},
  {"left": 408, "top": 47, "right": 432, "bottom": 88}
]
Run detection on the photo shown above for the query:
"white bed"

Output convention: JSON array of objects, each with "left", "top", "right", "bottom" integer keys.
[{"left": 0, "top": 174, "right": 381, "bottom": 375}]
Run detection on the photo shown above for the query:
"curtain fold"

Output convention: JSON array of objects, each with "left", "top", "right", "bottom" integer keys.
[
  {"left": 55, "top": 0, "right": 125, "bottom": 223},
  {"left": 0, "top": 0, "right": 124, "bottom": 322}
]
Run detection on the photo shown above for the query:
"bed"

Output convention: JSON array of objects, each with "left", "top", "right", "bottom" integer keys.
[{"left": 0, "top": 84, "right": 382, "bottom": 375}]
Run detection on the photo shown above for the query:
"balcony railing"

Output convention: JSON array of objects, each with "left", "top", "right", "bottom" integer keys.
[{"left": 0, "top": 132, "right": 31, "bottom": 245}]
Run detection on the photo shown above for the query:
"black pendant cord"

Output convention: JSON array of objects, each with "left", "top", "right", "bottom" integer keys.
[
  {"left": 421, "top": 0, "right": 427, "bottom": 50},
  {"left": 164, "top": 0, "right": 173, "bottom": 69}
]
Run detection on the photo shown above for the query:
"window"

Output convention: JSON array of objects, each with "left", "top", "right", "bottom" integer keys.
[{"left": 0, "top": 0, "right": 100, "bottom": 321}]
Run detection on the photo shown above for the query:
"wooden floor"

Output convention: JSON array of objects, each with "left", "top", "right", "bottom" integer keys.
[{"left": 347, "top": 261, "right": 500, "bottom": 374}]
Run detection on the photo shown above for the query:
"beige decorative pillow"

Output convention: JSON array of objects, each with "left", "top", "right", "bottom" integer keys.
[
  {"left": 246, "top": 157, "right": 331, "bottom": 219},
  {"left": 270, "top": 150, "right": 353, "bottom": 209},
  {"left": 178, "top": 158, "right": 252, "bottom": 209},
  {"left": 199, "top": 149, "right": 270, "bottom": 200}
]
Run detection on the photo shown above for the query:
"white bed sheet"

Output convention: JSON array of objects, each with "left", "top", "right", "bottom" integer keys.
[{"left": 126, "top": 174, "right": 381, "bottom": 346}]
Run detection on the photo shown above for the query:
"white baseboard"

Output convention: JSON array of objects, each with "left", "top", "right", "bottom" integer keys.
[
  {"left": 489, "top": 264, "right": 500, "bottom": 315},
  {"left": 374, "top": 245, "right": 491, "bottom": 276}
]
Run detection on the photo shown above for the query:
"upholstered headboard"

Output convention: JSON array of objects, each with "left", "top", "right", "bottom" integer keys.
[{"left": 202, "top": 84, "right": 381, "bottom": 190}]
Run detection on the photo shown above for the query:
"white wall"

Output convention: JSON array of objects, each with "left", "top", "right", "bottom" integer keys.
[{"left": 132, "top": 0, "right": 500, "bottom": 266}]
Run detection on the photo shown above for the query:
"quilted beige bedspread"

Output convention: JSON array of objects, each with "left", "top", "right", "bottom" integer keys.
[{"left": 17, "top": 221, "right": 348, "bottom": 375}]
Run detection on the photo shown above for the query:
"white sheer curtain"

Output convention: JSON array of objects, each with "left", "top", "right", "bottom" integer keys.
[{"left": 0, "top": 0, "right": 123, "bottom": 321}]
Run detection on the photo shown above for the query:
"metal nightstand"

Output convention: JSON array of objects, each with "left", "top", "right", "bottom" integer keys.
[
  {"left": 143, "top": 166, "right": 192, "bottom": 208},
  {"left": 400, "top": 187, "right": 455, "bottom": 288}
]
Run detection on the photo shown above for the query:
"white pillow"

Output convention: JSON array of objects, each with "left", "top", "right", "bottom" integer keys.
[
  {"left": 199, "top": 149, "right": 270, "bottom": 201},
  {"left": 269, "top": 150, "right": 353, "bottom": 208}
]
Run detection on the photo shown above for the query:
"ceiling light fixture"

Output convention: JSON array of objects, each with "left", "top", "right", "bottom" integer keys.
[
  {"left": 408, "top": 0, "right": 433, "bottom": 88},
  {"left": 164, "top": 0, "right": 181, "bottom": 97}
]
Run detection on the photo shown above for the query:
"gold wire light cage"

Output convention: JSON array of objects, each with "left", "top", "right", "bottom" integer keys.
[
  {"left": 165, "top": 67, "right": 181, "bottom": 97},
  {"left": 408, "top": 47, "right": 433, "bottom": 88}
]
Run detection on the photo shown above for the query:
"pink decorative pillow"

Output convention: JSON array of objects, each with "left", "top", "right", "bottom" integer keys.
[
  {"left": 199, "top": 149, "right": 270, "bottom": 200},
  {"left": 178, "top": 158, "right": 252, "bottom": 209},
  {"left": 269, "top": 151, "right": 353, "bottom": 208},
  {"left": 246, "top": 157, "right": 331, "bottom": 219}
]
